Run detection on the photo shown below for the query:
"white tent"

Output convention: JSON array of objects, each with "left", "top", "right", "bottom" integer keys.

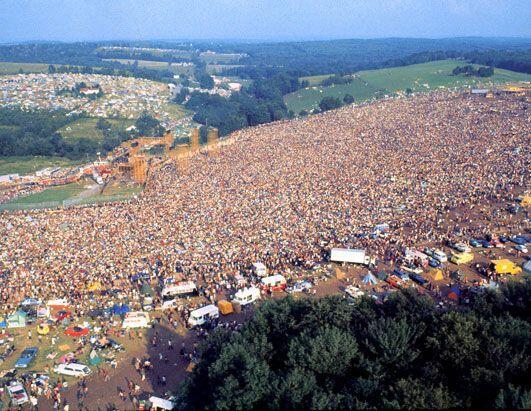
[
  {"left": 149, "top": 396, "right": 175, "bottom": 410},
  {"left": 362, "top": 272, "right": 378, "bottom": 285}
]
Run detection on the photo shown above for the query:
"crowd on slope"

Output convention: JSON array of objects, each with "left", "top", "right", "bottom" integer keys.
[{"left": 0, "top": 93, "right": 529, "bottom": 316}]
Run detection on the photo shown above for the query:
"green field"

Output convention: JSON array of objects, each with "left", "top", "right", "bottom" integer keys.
[
  {"left": 285, "top": 60, "right": 530, "bottom": 113},
  {"left": 6, "top": 182, "right": 86, "bottom": 205},
  {"left": 0, "top": 62, "right": 52, "bottom": 74},
  {"left": 102, "top": 58, "right": 195, "bottom": 75},
  {"left": 58, "top": 117, "right": 135, "bottom": 141},
  {"left": 0, "top": 156, "right": 84, "bottom": 176}
]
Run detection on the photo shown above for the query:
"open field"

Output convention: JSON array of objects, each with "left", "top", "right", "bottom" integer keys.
[
  {"left": 0, "top": 62, "right": 51, "bottom": 74},
  {"left": 285, "top": 60, "right": 530, "bottom": 113},
  {"left": 0, "top": 156, "right": 84, "bottom": 176},
  {"left": 58, "top": 117, "right": 135, "bottom": 141},
  {"left": 5, "top": 182, "right": 86, "bottom": 205},
  {"left": 102, "top": 58, "right": 195, "bottom": 76}
]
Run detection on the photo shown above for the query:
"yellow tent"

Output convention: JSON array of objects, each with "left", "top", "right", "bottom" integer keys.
[
  {"left": 490, "top": 259, "right": 522, "bottom": 275},
  {"left": 218, "top": 300, "right": 234, "bottom": 315},
  {"left": 335, "top": 266, "right": 346, "bottom": 280},
  {"left": 429, "top": 269, "right": 443, "bottom": 281},
  {"left": 520, "top": 196, "right": 531, "bottom": 207},
  {"left": 37, "top": 323, "right": 50, "bottom": 335}
]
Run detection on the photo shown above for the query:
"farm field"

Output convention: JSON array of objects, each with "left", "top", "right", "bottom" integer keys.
[
  {"left": 58, "top": 117, "right": 135, "bottom": 141},
  {"left": 0, "top": 156, "right": 84, "bottom": 176},
  {"left": 0, "top": 62, "right": 51, "bottom": 74},
  {"left": 285, "top": 59, "right": 530, "bottom": 113},
  {"left": 102, "top": 58, "right": 195, "bottom": 75}
]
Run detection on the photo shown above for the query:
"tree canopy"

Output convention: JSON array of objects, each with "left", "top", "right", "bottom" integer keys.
[{"left": 177, "top": 281, "right": 531, "bottom": 410}]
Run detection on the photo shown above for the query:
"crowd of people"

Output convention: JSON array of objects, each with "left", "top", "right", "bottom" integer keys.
[{"left": 0, "top": 92, "right": 529, "bottom": 317}]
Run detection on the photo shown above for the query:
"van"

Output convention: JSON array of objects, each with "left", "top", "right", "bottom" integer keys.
[
  {"left": 188, "top": 305, "right": 219, "bottom": 327},
  {"left": 232, "top": 287, "right": 260, "bottom": 306},
  {"left": 54, "top": 363, "right": 92, "bottom": 377},
  {"left": 122, "top": 311, "right": 150, "bottom": 328},
  {"left": 261, "top": 274, "right": 287, "bottom": 292},
  {"left": 450, "top": 252, "right": 474, "bottom": 265},
  {"left": 252, "top": 262, "right": 268, "bottom": 277}
]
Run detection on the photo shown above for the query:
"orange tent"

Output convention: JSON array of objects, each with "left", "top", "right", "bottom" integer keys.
[{"left": 218, "top": 300, "right": 234, "bottom": 315}]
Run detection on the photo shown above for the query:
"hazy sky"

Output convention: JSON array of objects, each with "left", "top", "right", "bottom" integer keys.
[{"left": 1, "top": 0, "right": 530, "bottom": 42}]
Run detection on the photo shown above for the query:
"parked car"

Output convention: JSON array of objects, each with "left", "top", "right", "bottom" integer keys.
[
  {"left": 409, "top": 273, "right": 429, "bottom": 286},
  {"left": 15, "top": 347, "right": 38, "bottom": 368},
  {"left": 428, "top": 258, "right": 441, "bottom": 268},
  {"left": 481, "top": 240, "right": 494, "bottom": 248},
  {"left": 498, "top": 236, "right": 510, "bottom": 243},
  {"left": 511, "top": 236, "right": 528, "bottom": 245},
  {"left": 289, "top": 280, "right": 313, "bottom": 293},
  {"left": 454, "top": 242, "right": 471, "bottom": 253},
  {"left": 515, "top": 244, "right": 528, "bottom": 253},
  {"left": 469, "top": 239, "right": 482, "bottom": 247},
  {"left": 345, "top": 285, "right": 365, "bottom": 299},
  {"left": 7, "top": 381, "right": 29, "bottom": 406},
  {"left": 93, "top": 338, "right": 123, "bottom": 352},
  {"left": 53, "top": 363, "right": 91, "bottom": 377}
]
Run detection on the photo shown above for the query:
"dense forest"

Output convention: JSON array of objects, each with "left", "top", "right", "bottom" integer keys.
[
  {"left": 0, "top": 108, "right": 134, "bottom": 159},
  {"left": 177, "top": 282, "right": 531, "bottom": 410}
]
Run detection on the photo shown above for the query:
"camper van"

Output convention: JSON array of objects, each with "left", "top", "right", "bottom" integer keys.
[
  {"left": 232, "top": 287, "right": 261, "bottom": 306},
  {"left": 261, "top": 274, "right": 287, "bottom": 292},
  {"left": 54, "top": 363, "right": 92, "bottom": 377},
  {"left": 188, "top": 305, "right": 219, "bottom": 327},
  {"left": 252, "top": 262, "right": 268, "bottom": 277},
  {"left": 122, "top": 311, "right": 150, "bottom": 328},
  {"left": 161, "top": 281, "right": 197, "bottom": 300}
]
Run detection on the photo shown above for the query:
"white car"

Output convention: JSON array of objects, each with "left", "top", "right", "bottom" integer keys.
[
  {"left": 345, "top": 285, "right": 365, "bottom": 299},
  {"left": 433, "top": 249, "right": 448, "bottom": 263},
  {"left": 7, "top": 381, "right": 29, "bottom": 406},
  {"left": 54, "top": 363, "right": 92, "bottom": 377},
  {"left": 454, "top": 243, "right": 471, "bottom": 253},
  {"left": 515, "top": 244, "right": 528, "bottom": 253}
]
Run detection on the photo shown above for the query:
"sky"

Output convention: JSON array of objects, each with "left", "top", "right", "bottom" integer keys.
[{"left": 0, "top": 0, "right": 530, "bottom": 43}]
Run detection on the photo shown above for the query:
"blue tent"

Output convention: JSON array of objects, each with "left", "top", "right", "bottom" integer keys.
[
  {"left": 362, "top": 272, "right": 378, "bottom": 285},
  {"left": 111, "top": 304, "right": 131, "bottom": 316}
]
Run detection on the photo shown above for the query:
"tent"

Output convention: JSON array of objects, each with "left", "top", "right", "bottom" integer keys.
[
  {"left": 87, "top": 281, "right": 102, "bottom": 292},
  {"left": 149, "top": 396, "right": 176, "bottom": 410},
  {"left": 111, "top": 304, "right": 131, "bottom": 316},
  {"left": 37, "top": 323, "right": 50, "bottom": 335},
  {"left": 362, "top": 272, "right": 378, "bottom": 285},
  {"left": 0, "top": 317, "right": 6, "bottom": 328},
  {"left": 218, "top": 300, "right": 234, "bottom": 315},
  {"left": 7, "top": 311, "right": 27, "bottom": 328},
  {"left": 89, "top": 350, "right": 102, "bottom": 366},
  {"left": 429, "top": 269, "right": 444, "bottom": 281},
  {"left": 447, "top": 286, "right": 461, "bottom": 301},
  {"left": 335, "top": 267, "right": 346, "bottom": 280},
  {"left": 522, "top": 260, "right": 531, "bottom": 275}
]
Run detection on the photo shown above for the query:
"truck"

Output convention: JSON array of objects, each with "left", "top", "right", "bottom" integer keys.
[
  {"left": 232, "top": 287, "right": 261, "bottom": 306},
  {"left": 330, "top": 248, "right": 372, "bottom": 266},
  {"left": 188, "top": 305, "right": 219, "bottom": 327},
  {"left": 490, "top": 259, "right": 522, "bottom": 275},
  {"left": 450, "top": 252, "right": 474, "bottom": 265}
]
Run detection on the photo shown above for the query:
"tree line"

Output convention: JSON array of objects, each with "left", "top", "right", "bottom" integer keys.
[
  {"left": 0, "top": 108, "right": 134, "bottom": 160},
  {"left": 452, "top": 65, "right": 494, "bottom": 77},
  {"left": 177, "top": 281, "right": 531, "bottom": 410}
]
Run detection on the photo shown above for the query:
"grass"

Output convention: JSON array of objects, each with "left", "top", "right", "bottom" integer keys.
[
  {"left": 58, "top": 117, "right": 135, "bottom": 141},
  {"left": 5, "top": 182, "right": 86, "bottom": 205},
  {"left": 0, "top": 62, "right": 51, "bottom": 74},
  {"left": 285, "top": 60, "right": 530, "bottom": 113},
  {"left": 102, "top": 58, "right": 195, "bottom": 76},
  {"left": 0, "top": 156, "right": 84, "bottom": 176}
]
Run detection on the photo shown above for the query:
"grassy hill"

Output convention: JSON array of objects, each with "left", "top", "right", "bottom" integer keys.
[
  {"left": 285, "top": 60, "right": 530, "bottom": 113},
  {"left": 0, "top": 156, "right": 85, "bottom": 176}
]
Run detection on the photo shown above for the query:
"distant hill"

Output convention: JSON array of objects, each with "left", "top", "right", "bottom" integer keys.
[{"left": 284, "top": 59, "right": 530, "bottom": 114}]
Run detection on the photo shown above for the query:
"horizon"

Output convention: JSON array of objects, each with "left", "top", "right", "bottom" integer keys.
[{"left": 1, "top": 0, "right": 530, "bottom": 43}]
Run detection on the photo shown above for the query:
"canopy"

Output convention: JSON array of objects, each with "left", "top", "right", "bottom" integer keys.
[
  {"left": 111, "top": 304, "right": 131, "bottom": 316},
  {"left": 149, "top": 396, "right": 175, "bottom": 410},
  {"left": 448, "top": 286, "right": 461, "bottom": 301},
  {"left": 89, "top": 350, "right": 102, "bottom": 365},
  {"left": 362, "top": 272, "right": 378, "bottom": 285},
  {"left": 7, "top": 311, "right": 27, "bottom": 328}
]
